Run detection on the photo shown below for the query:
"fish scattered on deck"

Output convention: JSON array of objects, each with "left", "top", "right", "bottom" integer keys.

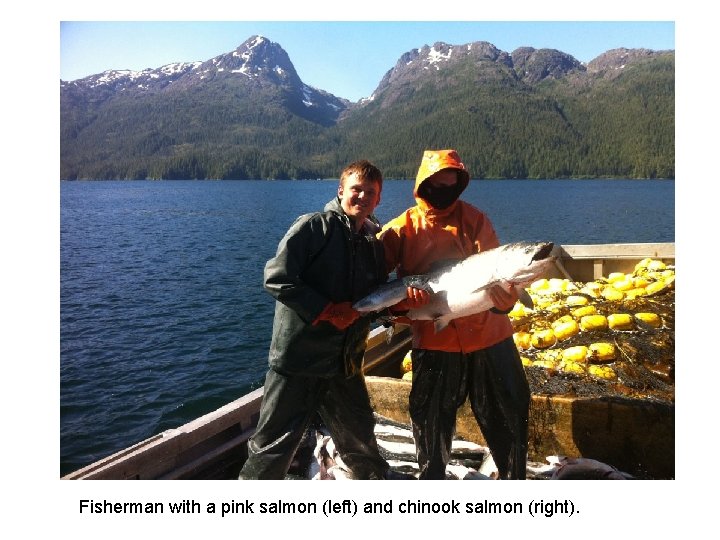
[
  {"left": 308, "top": 417, "right": 496, "bottom": 480},
  {"left": 353, "top": 241, "right": 556, "bottom": 332},
  {"left": 305, "top": 419, "right": 634, "bottom": 480},
  {"left": 446, "top": 464, "right": 493, "bottom": 480},
  {"left": 548, "top": 456, "right": 635, "bottom": 480},
  {"left": 310, "top": 432, "right": 353, "bottom": 480}
]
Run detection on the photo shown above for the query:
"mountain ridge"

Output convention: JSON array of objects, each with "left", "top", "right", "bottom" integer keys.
[{"left": 60, "top": 35, "right": 674, "bottom": 180}]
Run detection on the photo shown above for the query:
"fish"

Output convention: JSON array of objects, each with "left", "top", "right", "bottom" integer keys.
[
  {"left": 446, "top": 464, "right": 492, "bottom": 480},
  {"left": 547, "top": 456, "right": 634, "bottom": 480},
  {"left": 310, "top": 432, "right": 352, "bottom": 480},
  {"left": 354, "top": 241, "right": 556, "bottom": 332}
]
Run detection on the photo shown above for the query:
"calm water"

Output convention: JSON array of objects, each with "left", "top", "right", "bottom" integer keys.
[{"left": 60, "top": 179, "right": 674, "bottom": 475}]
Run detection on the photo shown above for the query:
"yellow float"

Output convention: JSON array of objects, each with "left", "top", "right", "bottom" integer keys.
[
  {"left": 624, "top": 288, "right": 647, "bottom": 300},
  {"left": 553, "top": 319, "right": 580, "bottom": 341},
  {"left": 608, "top": 313, "right": 634, "bottom": 331},
  {"left": 513, "top": 331, "right": 532, "bottom": 350},
  {"left": 401, "top": 352, "right": 412, "bottom": 373},
  {"left": 571, "top": 305, "right": 597, "bottom": 318},
  {"left": 635, "top": 312, "right": 661, "bottom": 328},
  {"left": 531, "top": 329, "right": 557, "bottom": 349},
  {"left": 611, "top": 277, "right": 635, "bottom": 291},
  {"left": 536, "top": 350, "right": 563, "bottom": 363},
  {"left": 562, "top": 345, "right": 589, "bottom": 362},
  {"left": 644, "top": 280, "right": 668, "bottom": 296},
  {"left": 559, "top": 360, "right": 586, "bottom": 375},
  {"left": 588, "top": 364, "right": 617, "bottom": 380},
  {"left": 587, "top": 342, "right": 617, "bottom": 363},
  {"left": 580, "top": 314, "right": 608, "bottom": 331},
  {"left": 601, "top": 287, "right": 625, "bottom": 302},
  {"left": 565, "top": 295, "right": 590, "bottom": 306}
]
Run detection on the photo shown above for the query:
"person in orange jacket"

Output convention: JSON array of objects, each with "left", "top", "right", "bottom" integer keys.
[{"left": 380, "top": 149, "right": 531, "bottom": 479}]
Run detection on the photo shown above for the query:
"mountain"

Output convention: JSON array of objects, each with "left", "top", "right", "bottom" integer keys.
[
  {"left": 61, "top": 36, "right": 348, "bottom": 180},
  {"left": 364, "top": 41, "right": 582, "bottom": 106},
  {"left": 335, "top": 42, "right": 673, "bottom": 179},
  {"left": 60, "top": 36, "right": 674, "bottom": 180}
]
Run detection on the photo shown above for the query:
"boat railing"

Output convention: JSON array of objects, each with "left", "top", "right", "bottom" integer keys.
[{"left": 550, "top": 242, "right": 674, "bottom": 281}]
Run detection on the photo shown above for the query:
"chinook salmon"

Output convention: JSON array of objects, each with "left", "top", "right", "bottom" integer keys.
[{"left": 353, "top": 241, "right": 556, "bottom": 332}]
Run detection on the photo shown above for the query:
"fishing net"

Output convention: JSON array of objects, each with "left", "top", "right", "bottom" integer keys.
[{"left": 511, "top": 263, "right": 675, "bottom": 404}]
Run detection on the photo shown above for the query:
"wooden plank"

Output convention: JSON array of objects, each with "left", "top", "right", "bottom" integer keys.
[
  {"left": 363, "top": 325, "right": 412, "bottom": 374},
  {"left": 61, "top": 433, "right": 167, "bottom": 479},
  {"left": 158, "top": 427, "right": 256, "bottom": 479},
  {"left": 366, "top": 324, "right": 393, "bottom": 350},
  {"left": 63, "top": 388, "right": 264, "bottom": 479},
  {"left": 593, "top": 259, "right": 605, "bottom": 280},
  {"left": 554, "top": 242, "right": 675, "bottom": 260},
  {"left": 547, "top": 243, "right": 675, "bottom": 282},
  {"left": 177, "top": 388, "right": 264, "bottom": 436}
]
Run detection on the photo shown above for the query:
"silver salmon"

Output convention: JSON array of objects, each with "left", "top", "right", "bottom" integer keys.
[{"left": 354, "top": 241, "right": 556, "bottom": 332}]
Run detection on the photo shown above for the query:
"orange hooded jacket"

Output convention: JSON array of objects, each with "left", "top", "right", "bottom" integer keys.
[{"left": 378, "top": 149, "right": 515, "bottom": 352}]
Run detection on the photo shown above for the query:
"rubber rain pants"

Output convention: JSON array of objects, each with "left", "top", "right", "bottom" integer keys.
[
  {"left": 238, "top": 368, "right": 389, "bottom": 479},
  {"left": 409, "top": 337, "right": 530, "bottom": 480}
]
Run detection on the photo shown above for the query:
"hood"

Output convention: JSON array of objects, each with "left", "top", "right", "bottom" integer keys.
[{"left": 413, "top": 149, "right": 470, "bottom": 213}]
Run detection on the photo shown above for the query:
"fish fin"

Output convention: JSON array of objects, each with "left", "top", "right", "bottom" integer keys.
[
  {"left": 518, "top": 288, "right": 534, "bottom": 309},
  {"left": 433, "top": 317, "right": 451, "bottom": 333},
  {"left": 404, "top": 275, "right": 435, "bottom": 294},
  {"left": 469, "top": 279, "right": 505, "bottom": 295},
  {"left": 470, "top": 285, "right": 491, "bottom": 294}
]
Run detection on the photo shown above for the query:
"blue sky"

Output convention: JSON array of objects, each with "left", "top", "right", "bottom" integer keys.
[{"left": 61, "top": 21, "right": 675, "bottom": 102}]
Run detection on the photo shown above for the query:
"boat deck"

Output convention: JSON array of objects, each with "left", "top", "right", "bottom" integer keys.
[{"left": 294, "top": 414, "right": 572, "bottom": 480}]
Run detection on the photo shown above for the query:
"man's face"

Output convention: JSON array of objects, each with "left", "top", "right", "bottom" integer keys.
[
  {"left": 420, "top": 168, "right": 460, "bottom": 209},
  {"left": 338, "top": 173, "right": 382, "bottom": 225}
]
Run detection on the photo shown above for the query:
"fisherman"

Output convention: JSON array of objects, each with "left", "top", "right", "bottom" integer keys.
[
  {"left": 238, "top": 160, "right": 393, "bottom": 480},
  {"left": 379, "top": 149, "right": 531, "bottom": 480}
]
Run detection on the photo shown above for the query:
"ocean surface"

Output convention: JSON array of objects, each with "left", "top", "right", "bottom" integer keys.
[{"left": 60, "top": 179, "right": 675, "bottom": 475}]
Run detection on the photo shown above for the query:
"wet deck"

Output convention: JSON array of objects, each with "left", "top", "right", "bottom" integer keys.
[{"left": 290, "top": 414, "right": 632, "bottom": 480}]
